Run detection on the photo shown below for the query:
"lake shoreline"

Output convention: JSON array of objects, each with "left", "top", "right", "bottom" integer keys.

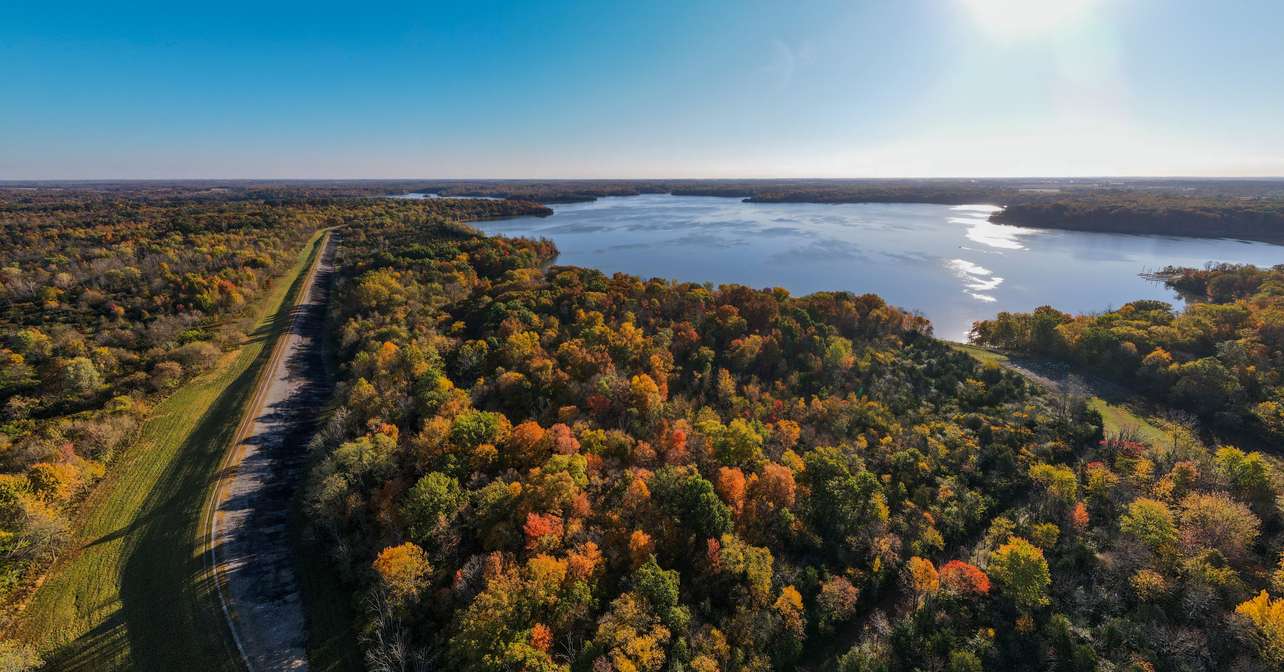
[
  {"left": 391, "top": 179, "right": 1284, "bottom": 246},
  {"left": 462, "top": 193, "right": 1284, "bottom": 342}
]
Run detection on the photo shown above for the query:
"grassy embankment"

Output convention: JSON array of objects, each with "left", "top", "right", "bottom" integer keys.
[{"left": 9, "top": 230, "right": 329, "bottom": 672}]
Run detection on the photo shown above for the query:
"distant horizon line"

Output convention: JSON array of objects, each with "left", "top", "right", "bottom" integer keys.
[{"left": 4, "top": 176, "right": 1284, "bottom": 183}]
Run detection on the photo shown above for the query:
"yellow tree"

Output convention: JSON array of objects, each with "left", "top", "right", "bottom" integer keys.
[
  {"left": 988, "top": 537, "right": 1050, "bottom": 609},
  {"left": 373, "top": 542, "right": 431, "bottom": 602},
  {"left": 907, "top": 556, "right": 940, "bottom": 598},
  {"left": 1236, "top": 591, "right": 1284, "bottom": 666}
]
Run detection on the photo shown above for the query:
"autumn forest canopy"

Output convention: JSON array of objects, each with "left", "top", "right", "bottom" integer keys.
[{"left": 4, "top": 181, "right": 1284, "bottom": 672}]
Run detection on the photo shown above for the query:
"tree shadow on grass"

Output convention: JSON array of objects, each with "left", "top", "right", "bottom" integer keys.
[
  {"left": 43, "top": 356, "right": 262, "bottom": 672},
  {"left": 38, "top": 610, "right": 131, "bottom": 672},
  {"left": 120, "top": 356, "right": 261, "bottom": 672}
]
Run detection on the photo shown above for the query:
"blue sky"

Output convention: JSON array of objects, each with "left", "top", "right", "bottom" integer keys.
[{"left": 2, "top": 0, "right": 1281, "bottom": 178}]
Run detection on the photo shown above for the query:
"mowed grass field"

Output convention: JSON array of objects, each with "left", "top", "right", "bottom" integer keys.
[
  {"left": 9, "top": 230, "right": 328, "bottom": 671},
  {"left": 1087, "top": 397, "right": 1171, "bottom": 446}
]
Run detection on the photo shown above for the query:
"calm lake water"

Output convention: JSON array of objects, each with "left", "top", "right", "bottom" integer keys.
[{"left": 469, "top": 194, "right": 1284, "bottom": 340}]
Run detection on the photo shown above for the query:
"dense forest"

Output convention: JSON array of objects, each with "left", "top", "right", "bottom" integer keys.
[
  {"left": 0, "top": 191, "right": 549, "bottom": 624},
  {"left": 971, "top": 263, "right": 1284, "bottom": 446},
  {"left": 5, "top": 185, "right": 1284, "bottom": 671},
  {"left": 305, "top": 205, "right": 1284, "bottom": 671}
]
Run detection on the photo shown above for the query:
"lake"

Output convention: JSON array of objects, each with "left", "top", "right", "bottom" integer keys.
[{"left": 467, "top": 193, "right": 1284, "bottom": 340}]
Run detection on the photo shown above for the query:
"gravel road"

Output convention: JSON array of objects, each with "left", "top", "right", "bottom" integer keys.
[{"left": 209, "top": 232, "right": 337, "bottom": 671}]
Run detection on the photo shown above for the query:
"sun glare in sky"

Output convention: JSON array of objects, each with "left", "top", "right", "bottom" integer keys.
[{"left": 959, "top": 0, "right": 1103, "bottom": 41}]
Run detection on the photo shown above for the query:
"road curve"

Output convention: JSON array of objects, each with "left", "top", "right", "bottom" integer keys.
[{"left": 208, "top": 231, "right": 337, "bottom": 671}]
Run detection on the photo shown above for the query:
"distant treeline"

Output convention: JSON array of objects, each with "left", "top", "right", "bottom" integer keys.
[
  {"left": 409, "top": 180, "right": 673, "bottom": 203},
  {"left": 410, "top": 179, "right": 1033, "bottom": 204}
]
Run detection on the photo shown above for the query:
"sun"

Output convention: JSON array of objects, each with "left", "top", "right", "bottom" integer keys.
[{"left": 959, "top": 0, "right": 1102, "bottom": 42}]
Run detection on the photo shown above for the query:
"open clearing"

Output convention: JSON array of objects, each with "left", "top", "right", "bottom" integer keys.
[
  {"left": 9, "top": 230, "right": 328, "bottom": 671},
  {"left": 951, "top": 343, "right": 1175, "bottom": 445}
]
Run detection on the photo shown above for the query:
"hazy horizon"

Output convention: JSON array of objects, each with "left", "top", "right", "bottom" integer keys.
[
  {"left": 4, "top": 0, "right": 1283, "bottom": 179},
  {"left": 5, "top": 176, "right": 1284, "bottom": 184}
]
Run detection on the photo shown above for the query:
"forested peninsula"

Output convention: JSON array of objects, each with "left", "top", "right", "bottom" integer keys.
[{"left": 991, "top": 198, "right": 1284, "bottom": 243}]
